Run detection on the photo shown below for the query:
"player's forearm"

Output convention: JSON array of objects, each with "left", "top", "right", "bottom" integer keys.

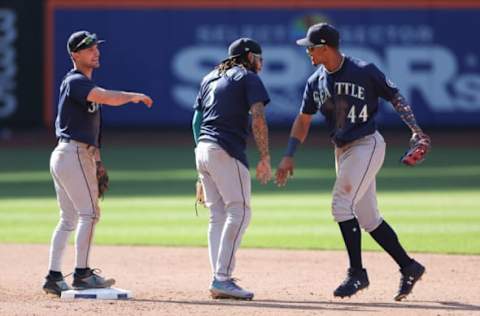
[
  {"left": 192, "top": 110, "right": 202, "bottom": 145},
  {"left": 391, "top": 93, "right": 423, "bottom": 134},
  {"left": 251, "top": 103, "right": 270, "bottom": 160},
  {"left": 290, "top": 114, "right": 312, "bottom": 143},
  {"left": 96, "top": 90, "right": 142, "bottom": 106},
  {"left": 284, "top": 113, "right": 312, "bottom": 157},
  {"left": 87, "top": 87, "right": 147, "bottom": 106}
]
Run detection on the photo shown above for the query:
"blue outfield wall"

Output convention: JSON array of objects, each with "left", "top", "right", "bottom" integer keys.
[{"left": 51, "top": 8, "right": 480, "bottom": 128}]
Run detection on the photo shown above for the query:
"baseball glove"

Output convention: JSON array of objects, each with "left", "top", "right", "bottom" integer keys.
[
  {"left": 400, "top": 133, "right": 431, "bottom": 166},
  {"left": 195, "top": 179, "right": 205, "bottom": 216},
  {"left": 96, "top": 161, "right": 109, "bottom": 199},
  {"left": 196, "top": 179, "right": 205, "bottom": 206}
]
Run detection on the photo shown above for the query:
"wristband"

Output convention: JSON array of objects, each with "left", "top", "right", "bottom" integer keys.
[{"left": 285, "top": 137, "right": 300, "bottom": 157}]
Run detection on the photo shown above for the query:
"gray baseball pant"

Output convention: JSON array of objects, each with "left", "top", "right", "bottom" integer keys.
[
  {"left": 195, "top": 141, "right": 251, "bottom": 281},
  {"left": 48, "top": 140, "right": 100, "bottom": 271},
  {"left": 332, "top": 131, "right": 386, "bottom": 232}
]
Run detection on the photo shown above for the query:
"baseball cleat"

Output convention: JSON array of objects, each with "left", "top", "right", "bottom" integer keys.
[
  {"left": 209, "top": 278, "right": 254, "bottom": 300},
  {"left": 394, "top": 259, "right": 425, "bottom": 301},
  {"left": 42, "top": 275, "right": 71, "bottom": 297},
  {"left": 72, "top": 268, "right": 115, "bottom": 290},
  {"left": 334, "top": 268, "right": 370, "bottom": 298}
]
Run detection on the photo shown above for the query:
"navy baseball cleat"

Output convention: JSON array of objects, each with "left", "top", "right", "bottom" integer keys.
[
  {"left": 210, "top": 278, "right": 254, "bottom": 300},
  {"left": 394, "top": 259, "right": 425, "bottom": 301},
  {"left": 72, "top": 268, "right": 115, "bottom": 290},
  {"left": 334, "top": 268, "right": 370, "bottom": 298},
  {"left": 42, "top": 275, "right": 71, "bottom": 296}
]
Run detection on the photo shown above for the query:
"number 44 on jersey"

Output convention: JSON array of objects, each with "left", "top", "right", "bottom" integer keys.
[{"left": 347, "top": 104, "right": 368, "bottom": 123}]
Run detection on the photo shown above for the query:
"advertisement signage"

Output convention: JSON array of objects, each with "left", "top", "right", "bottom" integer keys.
[{"left": 46, "top": 1, "right": 480, "bottom": 127}]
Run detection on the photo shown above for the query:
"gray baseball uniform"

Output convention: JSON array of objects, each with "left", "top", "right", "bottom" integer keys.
[
  {"left": 43, "top": 30, "right": 152, "bottom": 297},
  {"left": 289, "top": 22, "right": 427, "bottom": 301},
  {"left": 48, "top": 69, "right": 101, "bottom": 272},
  {"left": 193, "top": 47, "right": 269, "bottom": 282}
]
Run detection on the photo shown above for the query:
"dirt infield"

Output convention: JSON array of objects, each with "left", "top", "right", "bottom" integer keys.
[{"left": 0, "top": 245, "right": 478, "bottom": 315}]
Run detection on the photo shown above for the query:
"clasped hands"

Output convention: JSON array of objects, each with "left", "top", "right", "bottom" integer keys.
[{"left": 256, "top": 156, "right": 295, "bottom": 187}]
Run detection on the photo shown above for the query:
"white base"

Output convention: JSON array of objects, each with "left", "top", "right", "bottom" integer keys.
[{"left": 61, "top": 287, "right": 133, "bottom": 300}]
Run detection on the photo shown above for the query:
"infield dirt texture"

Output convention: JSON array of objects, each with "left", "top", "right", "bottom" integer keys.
[{"left": 1, "top": 244, "right": 480, "bottom": 316}]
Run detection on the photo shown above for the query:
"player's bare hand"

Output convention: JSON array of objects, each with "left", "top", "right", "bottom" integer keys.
[
  {"left": 132, "top": 93, "right": 153, "bottom": 108},
  {"left": 256, "top": 156, "right": 272, "bottom": 185},
  {"left": 275, "top": 156, "right": 294, "bottom": 187}
]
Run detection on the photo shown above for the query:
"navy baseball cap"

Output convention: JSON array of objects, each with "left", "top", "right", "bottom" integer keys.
[
  {"left": 296, "top": 23, "right": 339, "bottom": 47},
  {"left": 227, "top": 38, "right": 262, "bottom": 59},
  {"left": 68, "top": 31, "right": 105, "bottom": 53}
]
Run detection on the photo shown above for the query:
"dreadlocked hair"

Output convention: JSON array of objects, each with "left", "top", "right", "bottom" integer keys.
[{"left": 216, "top": 55, "right": 256, "bottom": 75}]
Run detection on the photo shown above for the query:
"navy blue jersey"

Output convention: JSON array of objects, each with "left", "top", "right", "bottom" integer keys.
[
  {"left": 55, "top": 69, "right": 101, "bottom": 147},
  {"left": 194, "top": 65, "right": 270, "bottom": 167},
  {"left": 301, "top": 56, "right": 398, "bottom": 147}
]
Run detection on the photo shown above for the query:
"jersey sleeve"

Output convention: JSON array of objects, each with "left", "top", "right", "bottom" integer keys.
[
  {"left": 245, "top": 73, "right": 270, "bottom": 107},
  {"left": 368, "top": 63, "right": 399, "bottom": 101},
  {"left": 66, "top": 75, "right": 96, "bottom": 105},
  {"left": 193, "top": 87, "right": 203, "bottom": 111},
  {"left": 300, "top": 80, "right": 317, "bottom": 114}
]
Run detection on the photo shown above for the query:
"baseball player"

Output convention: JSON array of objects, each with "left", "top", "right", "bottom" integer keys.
[
  {"left": 276, "top": 23, "right": 431, "bottom": 301},
  {"left": 192, "top": 38, "right": 272, "bottom": 300},
  {"left": 42, "top": 30, "right": 153, "bottom": 297}
]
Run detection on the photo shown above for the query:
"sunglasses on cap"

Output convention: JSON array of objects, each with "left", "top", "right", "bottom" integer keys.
[
  {"left": 252, "top": 53, "right": 263, "bottom": 62},
  {"left": 73, "top": 34, "right": 98, "bottom": 52},
  {"left": 306, "top": 44, "right": 325, "bottom": 53}
]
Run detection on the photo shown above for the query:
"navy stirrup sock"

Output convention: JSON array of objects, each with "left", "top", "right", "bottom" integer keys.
[
  {"left": 370, "top": 220, "right": 413, "bottom": 269},
  {"left": 338, "top": 218, "right": 363, "bottom": 270}
]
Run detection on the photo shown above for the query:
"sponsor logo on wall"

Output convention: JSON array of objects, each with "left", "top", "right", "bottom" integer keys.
[{"left": 171, "top": 12, "right": 480, "bottom": 124}]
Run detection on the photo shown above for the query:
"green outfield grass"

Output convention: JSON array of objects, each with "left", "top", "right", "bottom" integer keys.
[{"left": 0, "top": 144, "right": 479, "bottom": 254}]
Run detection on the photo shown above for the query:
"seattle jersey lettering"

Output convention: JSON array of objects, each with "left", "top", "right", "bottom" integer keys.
[
  {"left": 334, "top": 82, "right": 365, "bottom": 100},
  {"left": 313, "top": 81, "right": 366, "bottom": 108}
]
